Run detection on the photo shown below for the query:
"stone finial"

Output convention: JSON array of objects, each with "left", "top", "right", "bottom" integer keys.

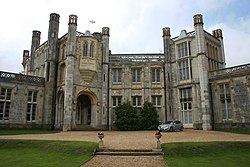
[
  {"left": 193, "top": 14, "right": 203, "bottom": 26},
  {"left": 102, "top": 27, "right": 110, "bottom": 36},
  {"left": 32, "top": 30, "right": 41, "bottom": 38},
  {"left": 50, "top": 13, "right": 60, "bottom": 22},
  {"left": 212, "top": 29, "right": 223, "bottom": 39},
  {"left": 68, "top": 15, "right": 78, "bottom": 25},
  {"left": 162, "top": 27, "right": 171, "bottom": 37},
  {"left": 22, "top": 50, "right": 29, "bottom": 67},
  {"left": 23, "top": 50, "right": 29, "bottom": 57}
]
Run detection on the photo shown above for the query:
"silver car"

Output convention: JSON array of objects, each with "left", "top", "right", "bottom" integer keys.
[{"left": 158, "top": 120, "right": 184, "bottom": 132}]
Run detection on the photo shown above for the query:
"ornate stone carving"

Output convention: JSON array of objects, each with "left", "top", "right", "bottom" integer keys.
[
  {"left": 193, "top": 14, "right": 203, "bottom": 26},
  {"left": 68, "top": 15, "right": 78, "bottom": 25},
  {"left": 151, "top": 89, "right": 161, "bottom": 95},
  {"left": 102, "top": 27, "right": 110, "bottom": 36},
  {"left": 162, "top": 27, "right": 171, "bottom": 37},
  {"left": 212, "top": 29, "right": 223, "bottom": 39}
]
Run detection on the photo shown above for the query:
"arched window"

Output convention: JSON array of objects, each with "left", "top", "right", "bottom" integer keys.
[
  {"left": 90, "top": 43, "right": 94, "bottom": 57},
  {"left": 83, "top": 42, "right": 88, "bottom": 56}
]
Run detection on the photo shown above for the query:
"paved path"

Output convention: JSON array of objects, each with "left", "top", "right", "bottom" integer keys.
[{"left": 1, "top": 129, "right": 250, "bottom": 167}]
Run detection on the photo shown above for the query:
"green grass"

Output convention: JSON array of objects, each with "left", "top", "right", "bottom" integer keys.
[
  {"left": 0, "top": 139, "right": 98, "bottom": 167},
  {"left": 216, "top": 129, "right": 250, "bottom": 135},
  {"left": 0, "top": 130, "right": 59, "bottom": 135},
  {"left": 162, "top": 141, "right": 250, "bottom": 167}
]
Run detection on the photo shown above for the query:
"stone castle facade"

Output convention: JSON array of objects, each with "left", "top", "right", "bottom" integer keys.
[{"left": 0, "top": 13, "right": 249, "bottom": 131}]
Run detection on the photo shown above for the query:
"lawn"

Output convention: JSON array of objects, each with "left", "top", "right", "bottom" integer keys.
[
  {"left": 162, "top": 141, "right": 250, "bottom": 167},
  {"left": 0, "top": 139, "right": 98, "bottom": 167}
]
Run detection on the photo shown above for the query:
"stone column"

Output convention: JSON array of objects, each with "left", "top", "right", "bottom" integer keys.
[
  {"left": 212, "top": 29, "right": 226, "bottom": 68},
  {"left": 193, "top": 14, "right": 212, "bottom": 130},
  {"left": 29, "top": 30, "right": 41, "bottom": 74},
  {"left": 63, "top": 15, "right": 77, "bottom": 131},
  {"left": 101, "top": 27, "right": 110, "bottom": 130},
  {"left": 162, "top": 27, "right": 172, "bottom": 121},
  {"left": 143, "top": 66, "right": 150, "bottom": 101},
  {"left": 44, "top": 13, "right": 60, "bottom": 129}
]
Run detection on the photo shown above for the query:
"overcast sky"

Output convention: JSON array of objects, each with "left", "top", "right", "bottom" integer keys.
[{"left": 0, "top": 0, "right": 249, "bottom": 73}]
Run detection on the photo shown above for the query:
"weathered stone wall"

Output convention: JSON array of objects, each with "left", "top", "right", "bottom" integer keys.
[
  {"left": 0, "top": 71, "right": 45, "bottom": 129},
  {"left": 209, "top": 64, "right": 250, "bottom": 129}
]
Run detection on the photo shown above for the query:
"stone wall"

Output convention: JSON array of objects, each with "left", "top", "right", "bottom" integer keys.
[
  {"left": 0, "top": 71, "right": 46, "bottom": 129},
  {"left": 209, "top": 64, "right": 250, "bottom": 129}
]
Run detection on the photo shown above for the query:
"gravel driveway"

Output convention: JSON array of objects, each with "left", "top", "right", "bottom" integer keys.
[
  {"left": 1, "top": 129, "right": 250, "bottom": 167},
  {"left": 1, "top": 129, "right": 250, "bottom": 149}
]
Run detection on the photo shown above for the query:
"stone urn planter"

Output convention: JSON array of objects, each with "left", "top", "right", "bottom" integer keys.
[
  {"left": 155, "top": 131, "right": 162, "bottom": 149},
  {"left": 97, "top": 132, "right": 104, "bottom": 148},
  {"left": 97, "top": 132, "right": 104, "bottom": 140},
  {"left": 155, "top": 131, "right": 162, "bottom": 140}
]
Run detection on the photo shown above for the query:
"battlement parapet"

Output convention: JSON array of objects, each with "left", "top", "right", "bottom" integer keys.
[
  {"left": 0, "top": 71, "right": 45, "bottom": 85},
  {"left": 109, "top": 54, "right": 165, "bottom": 63},
  {"left": 209, "top": 63, "right": 250, "bottom": 80}
]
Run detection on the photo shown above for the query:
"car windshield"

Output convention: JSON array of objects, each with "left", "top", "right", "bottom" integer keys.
[{"left": 164, "top": 121, "right": 173, "bottom": 124}]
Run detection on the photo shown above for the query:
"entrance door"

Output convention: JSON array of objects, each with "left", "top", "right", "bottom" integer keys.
[{"left": 76, "top": 95, "right": 91, "bottom": 125}]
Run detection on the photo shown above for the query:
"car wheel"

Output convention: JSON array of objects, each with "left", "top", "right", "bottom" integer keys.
[
  {"left": 170, "top": 127, "right": 173, "bottom": 132},
  {"left": 180, "top": 126, "right": 183, "bottom": 131}
]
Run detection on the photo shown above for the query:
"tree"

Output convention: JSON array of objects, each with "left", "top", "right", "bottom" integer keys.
[
  {"left": 139, "top": 101, "right": 159, "bottom": 130},
  {"left": 115, "top": 102, "right": 139, "bottom": 130}
]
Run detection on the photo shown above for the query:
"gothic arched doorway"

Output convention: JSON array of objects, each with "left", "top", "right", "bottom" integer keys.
[{"left": 76, "top": 95, "right": 91, "bottom": 125}]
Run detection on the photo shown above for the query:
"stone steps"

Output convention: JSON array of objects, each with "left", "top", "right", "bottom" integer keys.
[
  {"left": 72, "top": 125, "right": 100, "bottom": 131},
  {"left": 95, "top": 148, "right": 163, "bottom": 156}
]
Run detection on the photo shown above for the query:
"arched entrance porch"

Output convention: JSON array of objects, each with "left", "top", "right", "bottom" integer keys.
[
  {"left": 72, "top": 91, "right": 98, "bottom": 130},
  {"left": 76, "top": 95, "right": 91, "bottom": 125}
]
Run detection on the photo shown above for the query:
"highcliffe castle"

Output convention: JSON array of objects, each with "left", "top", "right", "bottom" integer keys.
[{"left": 0, "top": 13, "right": 249, "bottom": 131}]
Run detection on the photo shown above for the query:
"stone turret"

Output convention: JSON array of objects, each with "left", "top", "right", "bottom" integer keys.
[
  {"left": 193, "top": 14, "right": 211, "bottom": 130},
  {"left": 213, "top": 29, "right": 226, "bottom": 68},
  {"left": 63, "top": 14, "right": 78, "bottom": 131},
  {"left": 44, "top": 13, "right": 60, "bottom": 128},
  {"left": 101, "top": 27, "right": 110, "bottom": 130},
  {"left": 30, "top": 30, "right": 41, "bottom": 73},
  {"left": 162, "top": 27, "right": 172, "bottom": 121}
]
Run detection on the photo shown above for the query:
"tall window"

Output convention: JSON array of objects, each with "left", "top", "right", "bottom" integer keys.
[
  {"left": 113, "top": 69, "right": 122, "bottom": 83},
  {"left": 132, "top": 96, "right": 142, "bottom": 109},
  {"left": 0, "top": 88, "right": 11, "bottom": 121},
  {"left": 83, "top": 42, "right": 88, "bottom": 56},
  {"left": 152, "top": 68, "right": 160, "bottom": 83},
  {"left": 219, "top": 84, "right": 232, "bottom": 120},
  {"left": 112, "top": 96, "right": 122, "bottom": 121},
  {"left": 152, "top": 96, "right": 161, "bottom": 117},
  {"left": 132, "top": 69, "right": 141, "bottom": 83},
  {"left": 27, "top": 91, "right": 37, "bottom": 122},
  {"left": 178, "top": 60, "right": 190, "bottom": 80},
  {"left": 62, "top": 44, "right": 66, "bottom": 60},
  {"left": 90, "top": 43, "right": 94, "bottom": 57},
  {"left": 180, "top": 87, "right": 192, "bottom": 124},
  {"left": 177, "top": 42, "right": 188, "bottom": 58},
  {"left": 60, "top": 64, "right": 65, "bottom": 83},
  {"left": 46, "top": 62, "right": 50, "bottom": 82}
]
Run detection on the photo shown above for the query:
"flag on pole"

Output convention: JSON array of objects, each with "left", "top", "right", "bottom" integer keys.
[{"left": 89, "top": 20, "right": 95, "bottom": 24}]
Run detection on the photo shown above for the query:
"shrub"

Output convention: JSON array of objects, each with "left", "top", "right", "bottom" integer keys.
[
  {"left": 139, "top": 101, "right": 159, "bottom": 130},
  {"left": 115, "top": 101, "right": 159, "bottom": 130},
  {"left": 115, "top": 102, "right": 139, "bottom": 130}
]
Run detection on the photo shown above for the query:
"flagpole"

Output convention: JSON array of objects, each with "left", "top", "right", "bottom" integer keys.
[
  {"left": 88, "top": 18, "right": 90, "bottom": 30},
  {"left": 88, "top": 19, "right": 95, "bottom": 31}
]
